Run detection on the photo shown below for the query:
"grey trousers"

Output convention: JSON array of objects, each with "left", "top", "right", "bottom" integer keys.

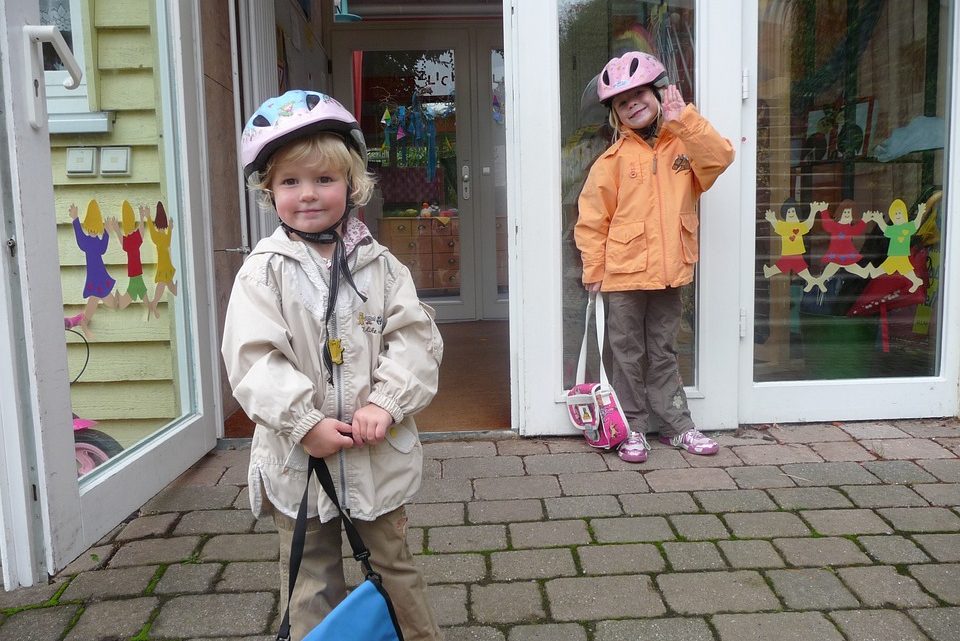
[
  {"left": 274, "top": 505, "right": 441, "bottom": 641},
  {"left": 606, "top": 288, "right": 695, "bottom": 438}
]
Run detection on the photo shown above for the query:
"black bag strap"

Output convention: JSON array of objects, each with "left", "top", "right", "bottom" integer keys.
[{"left": 276, "top": 456, "right": 380, "bottom": 641}]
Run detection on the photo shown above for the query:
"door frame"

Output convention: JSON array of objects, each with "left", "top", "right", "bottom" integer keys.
[
  {"left": 511, "top": 0, "right": 742, "bottom": 436},
  {"left": 737, "top": 1, "right": 960, "bottom": 423},
  {"left": 0, "top": 0, "right": 218, "bottom": 587}
]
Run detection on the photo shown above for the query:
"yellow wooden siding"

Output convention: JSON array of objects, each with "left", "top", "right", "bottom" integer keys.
[
  {"left": 54, "top": 184, "right": 162, "bottom": 221},
  {"left": 51, "top": 146, "right": 161, "bottom": 186},
  {"left": 81, "top": 419, "right": 178, "bottom": 450},
  {"left": 98, "top": 30, "right": 154, "bottom": 70},
  {"left": 67, "top": 342, "right": 174, "bottom": 381},
  {"left": 98, "top": 72, "right": 156, "bottom": 111},
  {"left": 51, "top": 111, "right": 159, "bottom": 148},
  {"left": 63, "top": 305, "right": 172, "bottom": 341},
  {"left": 94, "top": 0, "right": 151, "bottom": 29},
  {"left": 70, "top": 380, "right": 178, "bottom": 419}
]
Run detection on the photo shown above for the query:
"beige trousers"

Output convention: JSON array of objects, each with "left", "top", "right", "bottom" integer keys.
[{"left": 274, "top": 506, "right": 441, "bottom": 641}]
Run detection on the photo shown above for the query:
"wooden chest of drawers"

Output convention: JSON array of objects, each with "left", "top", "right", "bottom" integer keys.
[{"left": 378, "top": 216, "right": 460, "bottom": 290}]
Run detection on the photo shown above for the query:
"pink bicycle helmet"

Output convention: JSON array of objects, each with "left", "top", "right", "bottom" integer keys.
[
  {"left": 241, "top": 90, "right": 367, "bottom": 177},
  {"left": 597, "top": 51, "right": 668, "bottom": 105}
]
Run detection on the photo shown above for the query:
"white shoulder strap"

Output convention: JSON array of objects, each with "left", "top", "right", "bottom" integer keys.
[{"left": 574, "top": 291, "right": 609, "bottom": 386}]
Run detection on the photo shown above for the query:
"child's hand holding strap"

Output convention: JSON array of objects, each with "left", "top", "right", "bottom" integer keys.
[
  {"left": 351, "top": 403, "right": 393, "bottom": 447},
  {"left": 662, "top": 85, "right": 686, "bottom": 122},
  {"left": 301, "top": 418, "right": 354, "bottom": 458}
]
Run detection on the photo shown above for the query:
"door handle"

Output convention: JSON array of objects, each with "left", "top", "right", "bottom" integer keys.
[
  {"left": 461, "top": 164, "right": 471, "bottom": 200},
  {"left": 24, "top": 25, "right": 83, "bottom": 129}
]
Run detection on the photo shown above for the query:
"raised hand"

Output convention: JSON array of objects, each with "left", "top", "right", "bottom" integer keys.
[
  {"left": 661, "top": 84, "right": 686, "bottom": 122},
  {"left": 68, "top": 204, "right": 79, "bottom": 220}
]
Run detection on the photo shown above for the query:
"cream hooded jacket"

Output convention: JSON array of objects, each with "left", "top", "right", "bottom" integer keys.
[{"left": 221, "top": 226, "right": 443, "bottom": 521}]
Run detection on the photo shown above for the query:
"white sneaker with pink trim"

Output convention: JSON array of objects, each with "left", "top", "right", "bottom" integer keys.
[{"left": 658, "top": 429, "right": 719, "bottom": 455}]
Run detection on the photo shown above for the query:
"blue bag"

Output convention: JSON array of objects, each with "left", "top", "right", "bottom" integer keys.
[{"left": 277, "top": 456, "right": 404, "bottom": 641}]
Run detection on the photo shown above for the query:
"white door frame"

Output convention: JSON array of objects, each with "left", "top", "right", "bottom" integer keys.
[
  {"left": 737, "top": 1, "right": 960, "bottom": 423},
  {"left": 0, "top": 0, "right": 217, "bottom": 587},
  {"left": 510, "top": 0, "right": 742, "bottom": 436}
]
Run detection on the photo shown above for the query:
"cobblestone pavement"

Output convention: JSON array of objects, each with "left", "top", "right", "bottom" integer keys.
[{"left": 1, "top": 419, "right": 959, "bottom": 641}]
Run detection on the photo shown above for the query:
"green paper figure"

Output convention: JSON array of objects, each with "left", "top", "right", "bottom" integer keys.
[{"left": 863, "top": 198, "right": 926, "bottom": 293}]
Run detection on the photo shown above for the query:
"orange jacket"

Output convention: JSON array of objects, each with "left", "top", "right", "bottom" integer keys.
[{"left": 575, "top": 104, "right": 734, "bottom": 291}]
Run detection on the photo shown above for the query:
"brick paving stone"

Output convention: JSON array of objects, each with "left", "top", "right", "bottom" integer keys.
[
  {"left": 862, "top": 438, "right": 954, "bottom": 460},
  {"left": 546, "top": 575, "right": 666, "bottom": 620},
  {"left": 427, "top": 584, "right": 468, "bottom": 626},
  {"left": 416, "top": 478, "right": 474, "bottom": 503},
  {"left": 407, "top": 502, "right": 466, "bottom": 527},
  {"left": 63, "top": 596, "right": 158, "bottom": 641},
  {"left": 576, "top": 543, "right": 665, "bottom": 575},
  {"left": 117, "top": 513, "right": 178, "bottom": 541},
  {"left": 109, "top": 536, "right": 201, "bottom": 568},
  {"left": 837, "top": 566, "right": 937, "bottom": 607},
  {"left": 669, "top": 514, "right": 730, "bottom": 540},
  {"left": 914, "top": 483, "right": 960, "bottom": 506},
  {"left": 509, "top": 520, "right": 591, "bottom": 548},
  {"left": 442, "top": 455, "right": 524, "bottom": 479},
  {"left": 919, "top": 459, "right": 960, "bottom": 482},
  {"left": 878, "top": 507, "right": 960, "bottom": 532},
  {"left": 468, "top": 499, "right": 543, "bottom": 524},
  {"left": 496, "top": 439, "right": 550, "bottom": 455},
  {"left": 766, "top": 568, "right": 859, "bottom": 609},
  {"left": 808, "top": 441, "right": 876, "bottom": 462},
  {"left": 474, "top": 476, "right": 560, "bottom": 501},
  {"left": 201, "top": 448, "right": 250, "bottom": 467},
  {"left": 716, "top": 430, "right": 776, "bottom": 446},
  {"left": 657, "top": 570, "right": 778, "bottom": 614},
  {"left": 893, "top": 419, "right": 960, "bottom": 438},
  {"left": 840, "top": 421, "right": 910, "bottom": 440},
  {"left": 175, "top": 510, "right": 257, "bottom": 535},
  {"left": 841, "top": 484, "right": 928, "bottom": 508},
  {"left": 620, "top": 492, "right": 698, "bottom": 515},
  {"left": 429, "top": 525, "right": 507, "bottom": 553},
  {"left": 663, "top": 542, "right": 725, "bottom": 571},
  {"left": 908, "top": 607, "right": 960, "bottom": 641},
  {"left": 862, "top": 460, "right": 938, "bottom": 484},
  {"left": 829, "top": 609, "right": 928, "bottom": 641},
  {"left": 61, "top": 565, "right": 158, "bottom": 601},
  {"left": 607, "top": 448, "right": 688, "bottom": 471},
  {"left": 773, "top": 537, "right": 871, "bottom": 567},
  {"left": 594, "top": 617, "right": 714, "bottom": 641},
  {"left": 546, "top": 438, "right": 598, "bottom": 453},
  {"left": 679, "top": 447, "right": 744, "bottom": 468},
  {"left": 769, "top": 487, "right": 853, "bottom": 509},
  {"left": 424, "top": 441, "right": 497, "bottom": 459},
  {"left": 771, "top": 424, "right": 851, "bottom": 443},
  {"left": 731, "top": 444, "right": 822, "bottom": 466},
  {"left": 591, "top": 516, "right": 675, "bottom": 543},
  {"left": 644, "top": 468, "right": 736, "bottom": 492},
  {"left": 558, "top": 471, "right": 649, "bottom": 496},
  {"left": 545, "top": 495, "right": 622, "bottom": 519},
  {"left": 778, "top": 462, "right": 880, "bottom": 486},
  {"left": 471, "top": 582, "right": 544, "bottom": 624},
  {"left": 234, "top": 486, "right": 250, "bottom": 509},
  {"left": 491, "top": 548, "right": 576, "bottom": 580},
  {"left": 712, "top": 612, "right": 843, "bottom": 641},
  {"left": 524, "top": 452, "right": 608, "bottom": 475},
  {"left": 154, "top": 562, "right": 221, "bottom": 594},
  {"left": 201, "top": 534, "right": 278, "bottom": 561},
  {"left": 216, "top": 562, "right": 277, "bottom": 592},
  {"left": 445, "top": 626, "right": 505, "bottom": 641},
  {"left": 58, "top": 545, "right": 114, "bottom": 577},
  {"left": 800, "top": 509, "right": 894, "bottom": 536},
  {"left": 723, "top": 512, "right": 810, "bottom": 539},
  {"left": 408, "top": 527, "right": 424, "bottom": 553},
  {"left": 914, "top": 534, "right": 960, "bottom": 562},
  {"left": 0, "top": 606, "right": 79, "bottom": 641},
  {"left": 423, "top": 458, "right": 441, "bottom": 479},
  {"left": 151, "top": 592, "right": 274, "bottom": 637},
  {"left": 217, "top": 463, "right": 249, "bottom": 485},
  {"left": 508, "top": 622, "right": 587, "bottom": 641},
  {"left": 0, "top": 581, "right": 59, "bottom": 608},
  {"left": 693, "top": 489, "right": 777, "bottom": 513},
  {"left": 141, "top": 485, "right": 241, "bottom": 513},
  {"left": 727, "top": 466, "right": 797, "bottom": 489},
  {"left": 415, "top": 553, "right": 487, "bottom": 584},
  {"left": 858, "top": 535, "right": 931, "bottom": 564},
  {"left": 717, "top": 540, "right": 784, "bottom": 569},
  {"left": 908, "top": 563, "right": 960, "bottom": 605}
]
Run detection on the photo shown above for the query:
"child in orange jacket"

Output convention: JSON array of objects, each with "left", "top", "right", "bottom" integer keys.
[{"left": 575, "top": 52, "right": 734, "bottom": 463}]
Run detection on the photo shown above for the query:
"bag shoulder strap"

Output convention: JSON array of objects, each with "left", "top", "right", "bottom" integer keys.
[{"left": 574, "top": 291, "right": 610, "bottom": 386}]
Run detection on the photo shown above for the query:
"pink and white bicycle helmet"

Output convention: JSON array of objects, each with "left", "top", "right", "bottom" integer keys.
[
  {"left": 241, "top": 90, "right": 367, "bottom": 177},
  {"left": 597, "top": 51, "right": 669, "bottom": 105}
]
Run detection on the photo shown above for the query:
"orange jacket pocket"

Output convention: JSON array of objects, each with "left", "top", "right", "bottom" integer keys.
[
  {"left": 606, "top": 221, "right": 647, "bottom": 273},
  {"left": 680, "top": 213, "right": 699, "bottom": 264}
]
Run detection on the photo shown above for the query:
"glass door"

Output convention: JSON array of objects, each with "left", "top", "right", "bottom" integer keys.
[
  {"left": 740, "top": 0, "right": 960, "bottom": 421},
  {"left": 0, "top": 0, "right": 216, "bottom": 586}
]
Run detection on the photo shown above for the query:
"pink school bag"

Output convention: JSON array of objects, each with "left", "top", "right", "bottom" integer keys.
[{"left": 565, "top": 292, "right": 630, "bottom": 450}]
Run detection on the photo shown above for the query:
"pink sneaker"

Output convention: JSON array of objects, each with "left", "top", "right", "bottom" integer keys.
[
  {"left": 659, "top": 429, "right": 719, "bottom": 455},
  {"left": 617, "top": 432, "right": 649, "bottom": 463}
]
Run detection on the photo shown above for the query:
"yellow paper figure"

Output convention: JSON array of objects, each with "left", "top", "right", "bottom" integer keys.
[
  {"left": 762, "top": 198, "right": 824, "bottom": 292},
  {"left": 143, "top": 201, "right": 179, "bottom": 319}
]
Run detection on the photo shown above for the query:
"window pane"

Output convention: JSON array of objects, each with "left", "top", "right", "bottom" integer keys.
[
  {"left": 558, "top": 0, "right": 696, "bottom": 388},
  {"left": 40, "top": 0, "right": 74, "bottom": 71},
  {"left": 754, "top": 0, "right": 950, "bottom": 381}
]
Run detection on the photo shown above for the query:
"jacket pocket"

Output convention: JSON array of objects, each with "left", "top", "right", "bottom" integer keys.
[
  {"left": 385, "top": 418, "right": 418, "bottom": 453},
  {"left": 679, "top": 213, "right": 699, "bottom": 264},
  {"left": 605, "top": 221, "right": 647, "bottom": 274}
]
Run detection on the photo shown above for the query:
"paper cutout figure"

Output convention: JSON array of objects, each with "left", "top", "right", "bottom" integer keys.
[
  {"left": 381, "top": 108, "right": 391, "bottom": 125},
  {"left": 144, "top": 201, "right": 178, "bottom": 319},
  {"left": 396, "top": 124, "right": 407, "bottom": 140},
  {"left": 106, "top": 200, "right": 152, "bottom": 310},
  {"left": 69, "top": 200, "right": 119, "bottom": 338},
  {"left": 818, "top": 199, "right": 870, "bottom": 282},
  {"left": 863, "top": 198, "right": 926, "bottom": 293},
  {"left": 762, "top": 198, "right": 824, "bottom": 292}
]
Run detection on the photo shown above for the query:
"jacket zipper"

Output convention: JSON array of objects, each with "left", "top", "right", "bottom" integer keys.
[
  {"left": 332, "top": 299, "right": 349, "bottom": 511},
  {"left": 652, "top": 145, "right": 669, "bottom": 285}
]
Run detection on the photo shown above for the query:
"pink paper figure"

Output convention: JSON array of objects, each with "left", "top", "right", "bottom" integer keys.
[
  {"left": 105, "top": 200, "right": 152, "bottom": 309},
  {"left": 762, "top": 198, "right": 825, "bottom": 292},
  {"left": 69, "top": 200, "right": 119, "bottom": 338},
  {"left": 143, "top": 201, "right": 178, "bottom": 319},
  {"left": 818, "top": 199, "right": 870, "bottom": 282}
]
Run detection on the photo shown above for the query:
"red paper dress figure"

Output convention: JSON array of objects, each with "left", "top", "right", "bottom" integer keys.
[{"left": 818, "top": 199, "right": 870, "bottom": 282}]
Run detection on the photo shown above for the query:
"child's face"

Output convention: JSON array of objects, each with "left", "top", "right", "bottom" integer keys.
[
  {"left": 612, "top": 86, "right": 660, "bottom": 130},
  {"left": 270, "top": 155, "right": 348, "bottom": 235}
]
